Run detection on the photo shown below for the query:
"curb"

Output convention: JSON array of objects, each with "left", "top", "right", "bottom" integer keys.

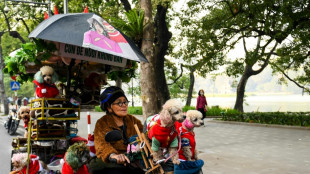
[{"left": 208, "top": 119, "right": 310, "bottom": 130}]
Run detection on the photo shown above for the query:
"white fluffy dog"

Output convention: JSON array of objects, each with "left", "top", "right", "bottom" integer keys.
[
  {"left": 34, "top": 66, "right": 58, "bottom": 85},
  {"left": 176, "top": 110, "right": 204, "bottom": 161},
  {"left": 146, "top": 99, "right": 186, "bottom": 165},
  {"left": 33, "top": 65, "right": 59, "bottom": 98}
]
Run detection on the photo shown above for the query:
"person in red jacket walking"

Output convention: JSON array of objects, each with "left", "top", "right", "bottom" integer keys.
[{"left": 196, "top": 89, "right": 208, "bottom": 119}]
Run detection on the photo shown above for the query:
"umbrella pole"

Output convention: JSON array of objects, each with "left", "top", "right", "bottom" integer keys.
[
  {"left": 66, "top": 59, "right": 76, "bottom": 95},
  {"left": 73, "top": 60, "right": 83, "bottom": 92}
]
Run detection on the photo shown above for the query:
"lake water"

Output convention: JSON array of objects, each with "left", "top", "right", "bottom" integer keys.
[
  {"left": 128, "top": 94, "right": 310, "bottom": 112},
  {"left": 195, "top": 94, "right": 310, "bottom": 112}
]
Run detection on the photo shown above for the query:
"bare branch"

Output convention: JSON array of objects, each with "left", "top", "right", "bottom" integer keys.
[
  {"left": 16, "top": 18, "right": 30, "bottom": 34},
  {"left": 253, "top": 42, "right": 278, "bottom": 75},
  {"left": 3, "top": 11, "right": 11, "bottom": 32},
  {"left": 270, "top": 62, "right": 310, "bottom": 93},
  {"left": 242, "top": 33, "right": 248, "bottom": 54},
  {"left": 9, "top": 31, "right": 26, "bottom": 43},
  {"left": 167, "top": 64, "right": 184, "bottom": 85},
  {"left": 120, "top": 0, "right": 132, "bottom": 12}
]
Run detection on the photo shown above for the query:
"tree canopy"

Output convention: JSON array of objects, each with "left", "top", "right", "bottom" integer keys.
[{"left": 176, "top": 0, "right": 310, "bottom": 112}]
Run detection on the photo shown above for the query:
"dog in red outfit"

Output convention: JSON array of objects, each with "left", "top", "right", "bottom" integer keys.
[
  {"left": 33, "top": 66, "right": 59, "bottom": 98},
  {"left": 175, "top": 110, "right": 204, "bottom": 161},
  {"left": 147, "top": 99, "right": 186, "bottom": 165},
  {"left": 10, "top": 153, "right": 48, "bottom": 174}
]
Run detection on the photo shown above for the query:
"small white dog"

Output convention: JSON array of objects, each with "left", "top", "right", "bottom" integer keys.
[
  {"left": 33, "top": 65, "right": 59, "bottom": 98},
  {"left": 176, "top": 110, "right": 204, "bottom": 161},
  {"left": 146, "top": 99, "right": 186, "bottom": 165}
]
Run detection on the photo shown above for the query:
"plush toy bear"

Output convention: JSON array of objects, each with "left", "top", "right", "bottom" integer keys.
[
  {"left": 33, "top": 66, "right": 59, "bottom": 98},
  {"left": 80, "top": 72, "right": 107, "bottom": 105}
]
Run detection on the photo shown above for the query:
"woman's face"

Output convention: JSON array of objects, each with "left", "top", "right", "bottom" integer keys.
[
  {"left": 103, "top": 22, "right": 115, "bottom": 33},
  {"left": 94, "top": 21, "right": 104, "bottom": 35},
  {"left": 200, "top": 90, "right": 204, "bottom": 95},
  {"left": 107, "top": 96, "right": 128, "bottom": 117}
]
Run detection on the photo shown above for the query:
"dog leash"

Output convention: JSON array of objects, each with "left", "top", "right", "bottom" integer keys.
[{"left": 163, "top": 126, "right": 182, "bottom": 163}]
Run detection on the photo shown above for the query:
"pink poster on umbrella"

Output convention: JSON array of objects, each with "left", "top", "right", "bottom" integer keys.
[{"left": 83, "top": 14, "right": 135, "bottom": 60}]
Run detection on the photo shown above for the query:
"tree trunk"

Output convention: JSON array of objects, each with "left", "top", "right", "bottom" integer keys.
[
  {"left": 140, "top": 0, "right": 158, "bottom": 118},
  {"left": 116, "top": 77, "right": 122, "bottom": 88},
  {"left": 186, "top": 69, "right": 195, "bottom": 106},
  {"left": 154, "top": 4, "right": 171, "bottom": 110},
  {"left": 0, "top": 32, "right": 9, "bottom": 115},
  {"left": 120, "top": 0, "right": 132, "bottom": 12},
  {"left": 234, "top": 65, "right": 252, "bottom": 112}
]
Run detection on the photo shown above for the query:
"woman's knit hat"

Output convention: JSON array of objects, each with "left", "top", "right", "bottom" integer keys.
[{"left": 100, "top": 86, "right": 127, "bottom": 111}]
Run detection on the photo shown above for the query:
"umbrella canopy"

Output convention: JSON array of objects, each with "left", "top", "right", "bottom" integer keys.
[{"left": 29, "top": 13, "right": 147, "bottom": 67}]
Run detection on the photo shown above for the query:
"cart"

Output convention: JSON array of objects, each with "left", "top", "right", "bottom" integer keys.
[{"left": 8, "top": 13, "right": 149, "bottom": 174}]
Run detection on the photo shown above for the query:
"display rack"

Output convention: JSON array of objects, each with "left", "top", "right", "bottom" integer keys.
[
  {"left": 29, "top": 98, "right": 80, "bottom": 141},
  {"left": 10, "top": 97, "right": 81, "bottom": 172}
]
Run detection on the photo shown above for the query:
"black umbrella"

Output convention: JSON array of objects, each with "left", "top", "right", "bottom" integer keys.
[{"left": 29, "top": 13, "right": 147, "bottom": 67}]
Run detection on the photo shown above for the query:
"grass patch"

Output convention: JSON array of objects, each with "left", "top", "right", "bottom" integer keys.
[
  {"left": 94, "top": 106, "right": 102, "bottom": 112},
  {"left": 128, "top": 106, "right": 143, "bottom": 115},
  {"left": 94, "top": 106, "right": 143, "bottom": 115},
  {"left": 95, "top": 105, "right": 237, "bottom": 117},
  {"left": 222, "top": 112, "right": 310, "bottom": 127},
  {"left": 182, "top": 106, "right": 195, "bottom": 112}
]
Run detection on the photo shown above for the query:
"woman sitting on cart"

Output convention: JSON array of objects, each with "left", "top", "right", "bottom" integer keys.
[{"left": 92, "top": 86, "right": 144, "bottom": 174}]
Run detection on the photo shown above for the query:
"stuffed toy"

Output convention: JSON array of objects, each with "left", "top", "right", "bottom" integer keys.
[
  {"left": 146, "top": 99, "right": 186, "bottom": 165},
  {"left": 80, "top": 72, "right": 107, "bottom": 105},
  {"left": 62, "top": 142, "right": 90, "bottom": 174},
  {"left": 174, "top": 110, "right": 204, "bottom": 174},
  {"left": 33, "top": 66, "right": 59, "bottom": 98},
  {"left": 10, "top": 153, "right": 48, "bottom": 174},
  {"left": 17, "top": 106, "right": 31, "bottom": 138}
]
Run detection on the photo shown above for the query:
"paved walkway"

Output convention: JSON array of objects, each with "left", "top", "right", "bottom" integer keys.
[
  {"left": 198, "top": 119, "right": 310, "bottom": 174},
  {"left": 79, "top": 113, "right": 310, "bottom": 174},
  {"left": 1, "top": 110, "right": 309, "bottom": 174}
]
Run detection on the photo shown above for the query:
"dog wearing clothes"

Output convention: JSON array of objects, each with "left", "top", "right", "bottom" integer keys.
[
  {"left": 174, "top": 110, "right": 204, "bottom": 174},
  {"left": 147, "top": 99, "right": 186, "bottom": 165},
  {"left": 33, "top": 66, "right": 59, "bottom": 98},
  {"left": 17, "top": 106, "right": 31, "bottom": 138},
  {"left": 10, "top": 153, "right": 48, "bottom": 174}
]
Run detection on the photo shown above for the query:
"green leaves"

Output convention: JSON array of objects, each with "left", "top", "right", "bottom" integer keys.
[
  {"left": 107, "top": 9, "right": 145, "bottom": 83},
  {"left": 3, "top": 39, "right": 56, "bottom": 83},
  {"left": 108, "top": 61, "right": 138, "bottom": 83},
  {"left": 180, "top": 0, "right": 310, "bottom": 93},
  {"left": 110, "top": 9, "right": 145, "bottom": 47},
  {"left": 223, "top": 112, "right": 310, "bottom": 127},
  {"left": 226, "top": 60, "right": 244, "bottom": 78}
]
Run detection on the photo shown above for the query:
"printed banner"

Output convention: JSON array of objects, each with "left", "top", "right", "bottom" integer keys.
[{"left": 59, "top": 43, "right": 127, "bottom": 67}]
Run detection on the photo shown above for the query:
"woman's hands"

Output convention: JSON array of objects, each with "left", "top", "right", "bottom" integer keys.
[{"left": 109, "top": 153, "right": 130, "bottom": 165}]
